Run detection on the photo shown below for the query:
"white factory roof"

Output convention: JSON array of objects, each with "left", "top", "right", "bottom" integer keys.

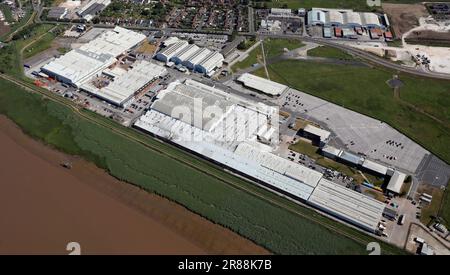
[
  {"left": 41, "top": 27, "right": 145, "bottom": 87},
  {"left": 344, "top": 11, "right": 362, "bottom": 26},
  {"left": 322, "top": 145, "right": 342, "bottom": 157},
  {"left": 361, "top": 12, "right": 380, "bottom": 26},
  {"left": 42, "top": 49, "right": 116, "bottom": 87},
  {"left": 270, "top": 8, "right": 292, "bottom": 15},
  {"left": 326, "top": 10, "right": 344, "bottom": 25},
  {"left": 304, "top": 124, "right": 331, "bottom": 141},
  {"left": 308, "top": 8, "right": 381, "bottom": 27},
  {"left": 237, "top": 73, "right": 288, "bottom": 96},
  {"left": 80, "top": 61, "right": 166, "bottom": 106},
  {"left": 196, "top": 51, "right": 224, "bottom": 72},
  {"left": 387, "top": 171, "right": 406, "bottom": 194},
  {"left": 78, "top": 26, "right": 145, "bottom": 57},
  {"left": 185, "top": 48, "right": 212, "bottom": 67},
  {"left": 308, "top": 178, "right": 385, "bottom": 232},
  {"left": 362, "top": 159, "right": 388, "bottom": 175},
  {"left": 235, "top": 142, "right": 323, "bottom": 188},
  {"left": 158, "top": 41, "right": 189, "bottom": 61},
  {"left": 173, "top": 44, "right": 200, "bottom": 63}
]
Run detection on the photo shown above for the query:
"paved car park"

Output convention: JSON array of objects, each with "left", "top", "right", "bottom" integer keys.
[{"left": 276, "top": 88, "right": 430, "bottom": 174}]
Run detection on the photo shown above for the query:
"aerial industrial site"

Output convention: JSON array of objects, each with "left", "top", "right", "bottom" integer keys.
[{"left": 0, "top": 0, "right": 449, "bottom": 258}]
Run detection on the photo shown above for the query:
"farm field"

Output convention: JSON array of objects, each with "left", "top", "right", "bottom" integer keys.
[
  {"left": 0, "top": 77, "right": 407, "bottom": 255},
  {"left": 253, "top": 60, "right": 450, "bottom": 165}
]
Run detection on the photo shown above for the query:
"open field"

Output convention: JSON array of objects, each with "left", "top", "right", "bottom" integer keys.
[
  {"left": 232, "top": 38, "right": 303, "bottom": 72},
  {"left": 0, "top": 77, "right": 407, "bottom": 254},
  {"left": 254, "top": 60, "right": 450, "bottom": 165},
  {"left": 0, "top": 23, "right": 55, "bottom": 77},
  {"left": 382, "top": 3, "right": 429, "bottom": 38},
  {"left": 307, "top": 45, "right": 355, "bottom": 60}
]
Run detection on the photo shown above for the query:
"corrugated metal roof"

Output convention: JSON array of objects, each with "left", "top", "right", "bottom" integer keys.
[
  {"left": 308, "top": 178, "right": 385, "bottom": 232},
  {"left": 387, "top": 171, "right": 406, "bottom": 194}
]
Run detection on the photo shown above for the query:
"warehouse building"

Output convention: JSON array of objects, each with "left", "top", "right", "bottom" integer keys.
[
  {"left": 155, "top": 41, "right": 189, "bottom": 63},
  {"left": 195, "top": 51, "right": 225, "bottom": 76},
  {"left": 302, "top": 124, "right": 331, "bottom": 146},
  {"left": 307, "top": 8, "right": 383, "bottom": 28},
  {"left": 183, "top": 48, "right": 212, "bottom": 70},
  {"left": 237, "top": 73, "right": 288, "bottom": 97},
  {"left": 386, "top": 171, "right": 407, "bottom": 195},
  {"left": 308, "top": 178, "right": 385, "bottom": 233},
  {"left": 170, "top": 44, "right": 199, "bottom": 65},
  {"left": 41, "top": 27, "right": 146, "bottom": 87},
  {"left": 79, "top": 61, "right": 167, "bottom": 107},
  {"left": 77, "top": 0, "right": 111, "bottom": 22},
  {"left": 362, "top": 159, "right": 388, "bottom": 176},
  {"left": 155, "top": 37, "right": 224, "bottom": 75}
]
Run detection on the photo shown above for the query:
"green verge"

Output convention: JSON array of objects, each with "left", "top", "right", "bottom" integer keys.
[
  {"left": 308, "top": 46, "right": 355, "bottom": 60},
  {"left": 0, "top": 77, "right": 407, "bottom": 255},
  {"left": 253, "top": 60, "right": 450, "bottom": 165}
]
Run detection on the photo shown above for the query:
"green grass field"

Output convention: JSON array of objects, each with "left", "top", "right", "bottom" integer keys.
[
  {"left": 254, "top": 60, "right": 450, "bottom": 165},
  {"left": 0, "top": 77, "right": 408, "bottom": 255},
  {"left": 232, "top": 38, "right": 304, "bottom": 72},
  {"left": 308, "top": 46, "right": 355, "bottom": 60}
]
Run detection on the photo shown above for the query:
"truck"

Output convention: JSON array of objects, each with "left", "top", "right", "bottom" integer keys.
[{"left": 398, "top": 215, "right": 405, "bottom": 225}]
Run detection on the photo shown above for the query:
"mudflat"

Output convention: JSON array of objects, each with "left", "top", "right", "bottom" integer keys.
[{"left": 0, "top": 116, "right": 268, "bottom": 255}]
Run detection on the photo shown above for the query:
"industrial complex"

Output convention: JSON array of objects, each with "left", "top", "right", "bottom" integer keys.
[
  {"left": 4, "top": 0, "right": 449, "bottom": 256},
  {"left": 134, "top": 78, "right": 388, "bottom": 233}
]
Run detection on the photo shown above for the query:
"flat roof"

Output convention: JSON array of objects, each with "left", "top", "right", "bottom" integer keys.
[
  {"left": 387, "top": 171, "right": 406, "bottom": 194},
  {"left": 237, "top": 73, "right": 288, "bottom": 96},
  {"left": 362, "top": 159, "right": 388, "bottom": 175},
  {"left": 42, "top": 27, "right": 146, "bottom": 86},
  {"left": 304, "top": 124, "right": 331, "bottom": 141},
  {"left": 151, "top": 80, "right": 233, "bottom": 131},
  {"left": 80, "top": 61, "right": 166, "bottom": 106},
  {"left": 322, "top": 145, "right": 341, "bottom": 157},
  {"left": 308, "top": 178, "right": 385, "bottom": 232},
  {"left": 338, "top": 151, "right": 363, "bottom": 165}
]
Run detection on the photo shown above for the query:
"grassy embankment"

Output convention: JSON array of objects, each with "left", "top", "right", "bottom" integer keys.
[{"left": 308, "top": 46, "right": 355, "bottom": 60}]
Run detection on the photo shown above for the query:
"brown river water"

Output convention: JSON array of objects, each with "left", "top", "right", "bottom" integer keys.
[{"left": 0, "top": 116, "right": 268, "bottom": 255}]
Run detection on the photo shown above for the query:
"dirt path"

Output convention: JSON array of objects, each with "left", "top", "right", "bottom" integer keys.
[{"left": 0, "top": 116, "right": 269, "bottom": 255}]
